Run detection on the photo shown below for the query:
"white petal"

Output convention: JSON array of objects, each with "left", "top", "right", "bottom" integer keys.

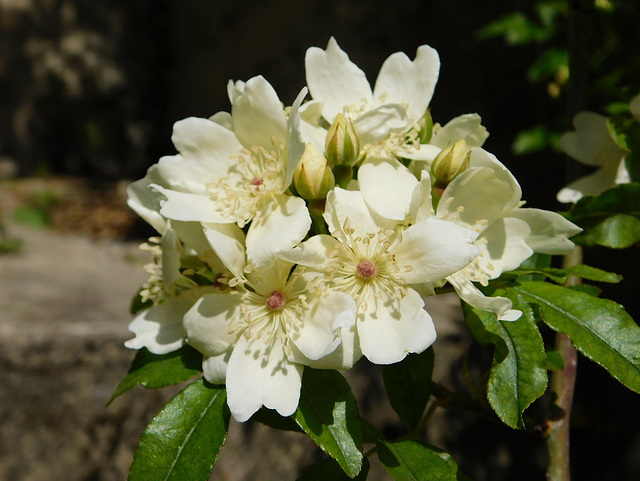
[
  {"left": 399, "top": 143, "right": 442, "bottom": 164},
  {"left": 480, "top": 217, "right": 533, "bottom": 275},
  {"left": 556, "top": 168, "right": 619, "bottom": 203},
  {"left": 278, "top": 234, "right": 339, "bottom": 269},
  {"left": 438, "top": 166, "right": 520, "bottom": 229},
  {"left": 358, "top": 288, "right": 436, "bottom": 364},
  {"left": 202, "top": 351, "right": 231, "bottom": 384},
  {"left": 291, "top": 291, "right": 356, "bottom": 361},
  {"left": 284, "top": 88, "right": 309, "bottom": 188},
  {"left": 226, "top": 335, "right": 303, "bottom": 422},
  {"left": 354, "top": 104, "right": 409, "bottom": 145},
  {"left": 126, "top": 174, "right": 166, "bottom": 233},
  {"left": 468, "top": 148, "right": 522, "bottom": 205},
  {"left": 246, "top": 195, "right": 311, "bottom": 268},
  {"left": 408, "top": 170, "right": 435, "bottom": 224},
  {"left": 231, "top": 75, "right": 288, "bottom": 148},
  {"left": 171, "top": 117, "right": 242, "bottom": 172},
  {"left": 208, "top": 111, "right": 233, "bottom": 130},
  {"left": 161, "top": 226, "right": 182, "bottom": 287},
  {"left": 395, "top": 217, "right": 479, "bottom": 284},
  {"left": 324, "top": 188, "right": 393, "bottom": 237},
  {"left": 430, "top": 114, "right": 489, "bottom": 148},
  {"left": 508, "top": 208, "right": 581, "bottom": 255},
  {"left": 373, "top": 45, "right": 440, "bottom": 122},
  {"left": 124, "top": 292, "right": 199, "bottom": 355},
  {"left": 305, "top": 37, "right": 372, "bottom": 122},
  {"left": 183, "top": 293, "right": 243, "bottom": 356},
  {"left": 560, "top": 112, "right": 625, "bottom": 166},
  {"left": 359, "top": 155, "right": 419, "bottom": 221},
  {"left": 153, "top": 185, "right": 233, "bottom": 224},
  {"left": 203, "top": 223, "right": 246, "bottom": 281},
  {"left": 289, "top": 324, "right": 362, "bottom": 370},
  {"left": 448, "top": 273, "right": 521, "bottom": 321}
]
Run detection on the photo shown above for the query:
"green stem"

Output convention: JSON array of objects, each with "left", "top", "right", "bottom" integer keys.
[{"left": 545, "top": 246, "right": 582, "bottom": 481}]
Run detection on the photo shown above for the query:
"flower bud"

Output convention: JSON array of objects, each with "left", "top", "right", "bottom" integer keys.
[
  {"left": 325, "top": 113, "right": 360, "bottom": 167},
  {"left": 294, "top": 143, "right": 335, "bottom": 200},
  {"left": 431, "top": 139, "right": 470, "bottom": 186},
  {"left": 417, "top": 109, "right": 433, "bottom": 144}
]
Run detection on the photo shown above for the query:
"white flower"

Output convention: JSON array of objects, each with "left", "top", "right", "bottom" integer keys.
[
  {"left": 304, "top": 37, "right": 439, "bottom": 156},
  {"left": 281, "top": 187, "right": 479, "bottom": 365},
  {"left": 558, "top": 111, "right": 629, "bottom": 203},
  {"left": 184, "top": 252, "right": 356, "bottom": 422},
  {"left": 142, "top": 75, "right": 310, "bottom": 267},
  {"left": 429, "top": 148, "right": 580, "bottom": 320},
  {"left": 124, "top": 222, "right": 230, "bottom": 355}
]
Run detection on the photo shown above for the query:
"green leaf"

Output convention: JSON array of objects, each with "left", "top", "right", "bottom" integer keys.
[
  {"left": 568, "top": 284, "right": 602, "bottom": 297},
  {"left": 383, "top": 348, "right": 434, "bottom": 430},
  {"left": 297, "top": 458, "right": 370, "bottom": 481},
  {"left": 376, "top": 440, "right": 458, "bottom": 480},
  {"left": 545, "top": 349, "right": 565, "bottom": 371},
  {"left": 361, "top": 418, "right": 384, "bottom": 444},
  {"left": 566, "top": 264, "right": 622, "bottom": 283},
  {"left": 293, "top": 369, "right": 363, "bottom": 478},
  {"left": 129, "top": 379, "right": 229, "bottom": 481},
  {"left": 511, "top": 125, "right": 559, "bottom": 155},
  {"left": 463, "top": 294, "right": 548, "bottom": 429},
  {"left": 251, "top": 407, "right": 302, "bottom": 433},
  {"left": 512, "top": 281, "right": 640, "bottom": 393},
  {"left": 566, "top": 183, "right": 640, "bottom": 248},
  {"left": 108, "top": 346, "right": 202, "bottom": 405}
]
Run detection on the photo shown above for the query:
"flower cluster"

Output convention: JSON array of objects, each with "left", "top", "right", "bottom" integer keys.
[{"left": 126, "top": 38, "right": 580, "bottom": 422}]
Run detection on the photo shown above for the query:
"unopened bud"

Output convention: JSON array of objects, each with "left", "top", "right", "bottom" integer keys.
[
  {"left": 294, "top": 143, "right": 335, "bottom": 200},
  {"left": 417, "top": 109, "right": 433, "bottom": 144},
  {"left": 431, "top": 139, "right": 470, "bottom": 186},
  {"left": 325, "top": 113, "right": 360, "bottom": 167}
]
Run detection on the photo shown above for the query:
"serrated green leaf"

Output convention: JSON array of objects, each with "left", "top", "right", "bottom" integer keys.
[
  {"left": 297, "top": 457, "right": 370, "bottom": 481},
  {"left": 129, "top": 379, "right": 229, "bottom": 481},
  {"left": 382, "top": 348, "right": 434, "bottom": 430},
  {"left": 512, "top": 281, "right": 640, "bottom": 393},
  {"left": 566, "top": 264, "right": 622, "bottom": 283},
  {"left": 293, "top": 369, "right": 363, "bottom": 478},
  {"left": 108, "top": 346, "right": 202, "bottom": 405},
  {"left": 463, "top": 294, "right": 548, "bottom": 429},
  {"left": 566, "top": 183, "right": 640, "bottom": 248},
  {"left": 568, "top": 284, "right": 602, "bottom": 297},
  {"left": 377, "top": 441, "right": 458, "bottom": 481},
  {"left": 545, "top": 349, "right": 565, "bottom": 371}
]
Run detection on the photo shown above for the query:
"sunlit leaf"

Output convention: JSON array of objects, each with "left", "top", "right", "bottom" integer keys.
[
  {"left": 129, "top": 380, "right": 229, "bottom": 481},
  {"left": 293, "top": 369, "right": 363, "bottom": 478},
  {"left": 512, "top": 281, "right": 640, "bottom": 393},
  {"left": 377, "top": 440, "right": 458, "bottom": 480}
]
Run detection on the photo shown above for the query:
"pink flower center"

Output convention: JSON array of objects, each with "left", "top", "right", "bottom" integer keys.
[
  {"left": 356, "top": 260, "right": 377, "bottom": 279},
  {"left": 265, "top": 290, "right": 285, "bottom": 310},
  {"left": 250, "top": 177, "right": 265, "bottom": 190}
]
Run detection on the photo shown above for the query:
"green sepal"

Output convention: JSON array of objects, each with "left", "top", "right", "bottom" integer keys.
[
  {"left": 383, "top": 348, "right": 434, "bottom": 430},
  {"left": 463, "top": 293, "right": 548, "bottom": 429},
  {"left": 108, "top": 346, "right": 202, "bottom": 405},
  {"left": 512, "top": 281, "right": 640, "bottom": 393},
  {"left": 128, "top": 379, "right": 229, "bottom": 481},
  {"left": 293, "top": 369, "right": 363, "bottom": 478}
]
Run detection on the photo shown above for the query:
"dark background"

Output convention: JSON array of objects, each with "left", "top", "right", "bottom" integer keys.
[{"left": 1, "top": 1, "right": 638, "bottom": 479}]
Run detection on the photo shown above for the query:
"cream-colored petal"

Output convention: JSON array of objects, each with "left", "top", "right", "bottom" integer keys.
[
  {"left": 560, "top": 112, "right": 625, "bottom": 166},
  {"left": 183, "top": 292, "right": 243, "bottom": 356},
  {"left": 153, "top": 185, "right": 232, "bottom": 224},
  {"left": 408, "top": 170, "right": 435, "bottom": 224},
  {"left": 430, "top": 113, "right": 489, "bottom": 148},
  {"left": 508, "top": 208, "right": 581, "bottom": 255},
  {"left": 203, "top": 223, "right": 246, "bottom": 281},
  {"left": 202, "top": 351, "right": 231, "bottom": 384},
  {"left": 324, "top": 188, "right": 393, "bottom": 238},
  {"left": 305, "top": 37, "right": 373, "bottom": 122},
  {"left": 359, "top": 155, "right": 419, "bottom": 221},
  {"left": 231, "top": 75, "right": 288, "bottom": 148},
  {"left": 357, "top": 288, "right": 436, "bottom": 365},
  {"left": 354, "top": 103, "right": 408, "bottom": 145},
  {"left": 373, "top": 45, "right": 440, "bottom": 122},
  {"left": 246, "top": 195, "right": 311, "bottom": 268},
  {"left": 556, "top": 168, "right": 619, "bottom": 203},
  {"left": 226, "top": 334, "right": 303, "bottom": 422},
  {"left": 480, "top": 217, "right": 533, "bottom": 275},
  {"left": 278, "top": 234, "right": 339, "bottom": 270},
  {"left": 284, "top": 87, "right": 309, "bottom": 188},
  {"left": 289, "top": 324, "right": 362, "bottom": 370},
  {"left": 448, "top": 273, "right": 521, "bottom": 321},
  {"left": 395, "top": 217, "right": 479, "bottom": 284},
  {"left": 126, "top": 174, "right": 166, "bottom": 234},
  {"left": 124, "top": 292, "right": 199, "bottom": 355},
  {"left": 630, "top": 93, "right": 640, "bottom": 121}
]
